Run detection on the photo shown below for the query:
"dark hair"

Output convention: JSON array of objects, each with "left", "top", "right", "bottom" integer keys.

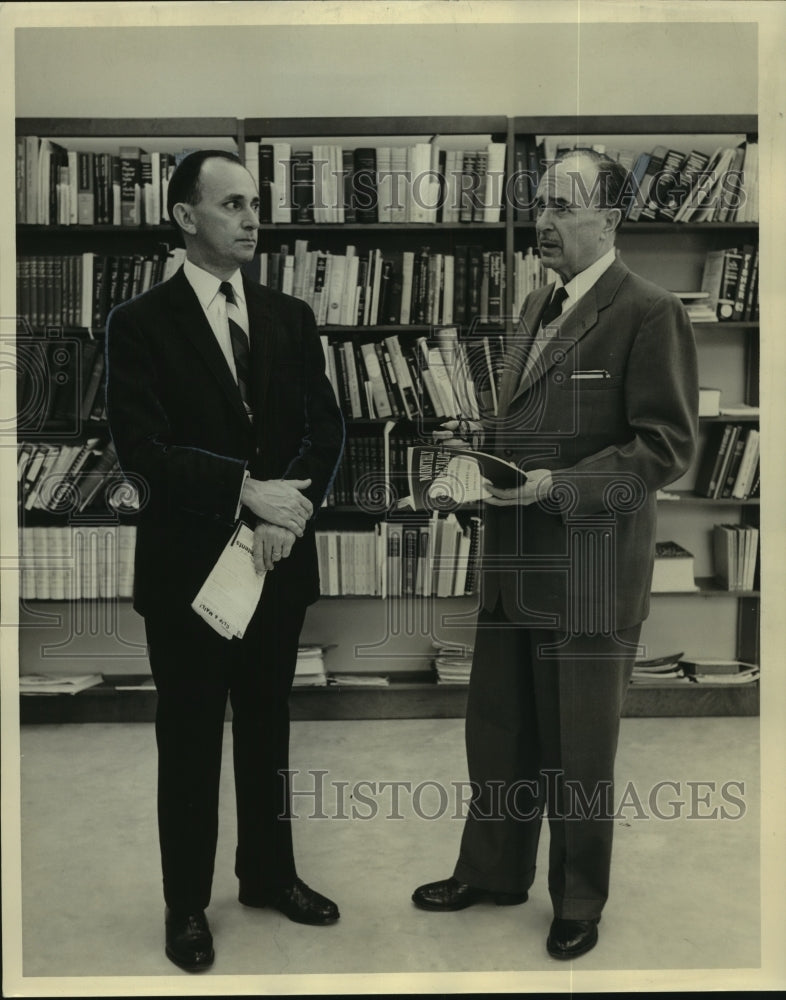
[
  {"left": 166, "top": 149, "right": 243, "bottom": 225},
  {"left": 554, "top": 147, "right": 632, "bottom": 228}
]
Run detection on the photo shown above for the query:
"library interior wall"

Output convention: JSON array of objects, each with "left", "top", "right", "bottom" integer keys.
[
  {"left": 15, "top": 22, "right": 756, "bottom": 118},
  {"left": 14, "top": 20, "right": 758, "bottom": 676}
]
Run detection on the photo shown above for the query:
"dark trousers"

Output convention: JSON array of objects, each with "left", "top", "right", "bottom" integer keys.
[
  {"left": 144, "top": 585, "right": 306, "bottom": 912},
  {"left": 453, "top": 602, "right": 640, "bottom": 921}
]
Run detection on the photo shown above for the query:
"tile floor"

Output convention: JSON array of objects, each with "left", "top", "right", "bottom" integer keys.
[{"left": 10, "top": 716, "right": 762, "bottom": 991}]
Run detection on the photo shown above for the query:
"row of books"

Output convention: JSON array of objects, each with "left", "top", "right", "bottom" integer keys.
[
  {"left": 18, "top": 134, "right": 759, "bottom": 229},
  {"left": 16, "top": 137, "right": 196, "bottom": 227},
  {"left": 328, "top": 424, "right": 442, "bottom": 508},
  {"left": 17, "top": 337, "right": 107, "bottom": 433},
  {"left": 243, "top": 139, "right": 507, "bottom": 225},
  {"left": 17, "top": 439, "right": 121, "bottom": 514},
  {"left": 699, "top": 245, "right": 759, "bottom": 322},
  {"left": 320, "top": 329, "right": 499, "bottom": 425},
  {"left": 244, "top": 243, "right": 524, "bottom": 328},
  {"left": 18, "top": 524, "right": 136, "bottom": 600},
  {"left": 713, "top": 524, "right": 759, "bottom": 592},
  {"left": 16, "top": 247, "right": 186, "bottom": 332},
  {"left": 315, "top": 513, "right": 483, "bottom": 598},
  {"left": 694, "top": 424, "right": 760, "bottom": 500},
  {"left": 527, "top": 137, "right": 758, "bottom": 223},
  {"left": 17, "top": 242, "right": 544, "bottom": 333}
]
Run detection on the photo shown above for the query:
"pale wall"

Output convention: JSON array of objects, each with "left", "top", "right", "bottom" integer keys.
[{"left": 15, "top": 21, "right": 756, "bottom": 119}]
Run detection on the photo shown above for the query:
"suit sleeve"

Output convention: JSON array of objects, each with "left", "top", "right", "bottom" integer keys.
[
  {"left": 550, "top": 293, "right": 699, "bottom": 517},
  {"left": 106, "top": 302, "right": 247, "bottom": 525},
  {"left": 279, "top": 301, "right": 345, "bottom": 513}
]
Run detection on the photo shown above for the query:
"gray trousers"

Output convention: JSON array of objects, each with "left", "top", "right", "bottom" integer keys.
[{"left": 454, "top": 602, "right": 640, "bottom": 920}]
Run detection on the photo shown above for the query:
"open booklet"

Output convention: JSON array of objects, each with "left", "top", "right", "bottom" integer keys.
[
  {"left": 403, "top": 444, "right": 527, "bottom": 510},
  {"left": 191, "top": 522, "right": 266, "bottom": 639}
]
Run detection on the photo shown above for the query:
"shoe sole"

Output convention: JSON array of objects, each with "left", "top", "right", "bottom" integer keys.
[
  {"left": 412, "top": 891, "right": 528, "bottom": 912},
  {"left": 240, "top": 897, "right": 339, "bottom": 925},
  {"left": 165, "top": 945, "right": 215, "bottom": 972}
]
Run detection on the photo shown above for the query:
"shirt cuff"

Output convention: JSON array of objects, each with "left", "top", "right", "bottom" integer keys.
[{"left": 235, "top": 469, "right": 250, "bottom": 521}]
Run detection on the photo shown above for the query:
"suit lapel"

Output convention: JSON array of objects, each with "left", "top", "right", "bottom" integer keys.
[
  {"left": 503, "top": 258, "right": 629, "bottom": 409},
  {"left": 167, "top": 268, "right": 250, "bottom": 427},
  {"left": 497, "top": 284, "right": 551, "bottom": 414}
]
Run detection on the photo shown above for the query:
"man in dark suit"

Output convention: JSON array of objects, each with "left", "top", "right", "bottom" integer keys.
[
  {"left": 106, "top": 150, "right": 344, "bottom": 972},
  {"left": 413, "top": 149, "right": 698, "bottom": 959}
]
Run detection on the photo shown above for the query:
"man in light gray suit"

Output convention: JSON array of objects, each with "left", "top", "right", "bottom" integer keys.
[{"left": 413, "top": 149, "right": 698, "bottom": 959}]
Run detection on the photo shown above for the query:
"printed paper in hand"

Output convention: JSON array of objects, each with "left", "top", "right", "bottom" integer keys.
[{"left": 191, "top": 523, "right": 266, "bottom": 639}]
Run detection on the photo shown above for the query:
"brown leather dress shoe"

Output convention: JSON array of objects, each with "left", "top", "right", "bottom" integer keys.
[
  {"left": 412, "top": 876, "right": 528, "bottom": 911},
  {"left": 546, "top": 917, "right": 600, "bottom": 959},
  {"left": 164, "top": 908, "right": 214, "bottom": 972},
  {"left": 239, "top": 877, "right": 339, "bottom": 925}
]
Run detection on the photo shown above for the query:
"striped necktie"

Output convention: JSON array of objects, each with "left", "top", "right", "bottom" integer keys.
[
  {"left": 219, "top": 281, "right": 250, "bottom": 409},
  {"left": 539, "top": 285, "right": 568, "bottom": 329}
]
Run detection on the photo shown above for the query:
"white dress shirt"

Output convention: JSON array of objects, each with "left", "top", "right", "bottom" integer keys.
[
  {"left": 183, "top": 258, "right": 250, "bottom": 383},
  {"left": 548, "top": 246, "right": 617, "bottom": 321}
]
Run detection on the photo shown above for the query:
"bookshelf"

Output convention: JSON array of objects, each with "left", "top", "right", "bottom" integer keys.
[{"left": 15, "top": 114, "right": 760, "bottom": 719}]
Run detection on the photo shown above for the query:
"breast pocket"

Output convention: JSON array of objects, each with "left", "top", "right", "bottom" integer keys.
[{"left": 554, "top": 374, "right": 626, "bottom": 437}]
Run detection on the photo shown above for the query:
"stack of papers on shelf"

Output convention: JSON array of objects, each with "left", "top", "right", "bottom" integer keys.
[
  {"left": 328, "top": 674, "right": 390, "bottom": 687},
  {"left": 688, "top": 667, "right": 760, "bottom": 685},
  {"left": 719, "top": 403, "right": 760, "bottom": 418},
  {"left": 630, "top": 652, "right": 687, "bottom": 684},
  {"left": 433, "top": 639, "right": 474, "bottom": 685},
  {"left": 20, "top": 673, "right": 104, "bottom": 695},
  {"left": 293, "top": 645, "right": 329, "bottom": 687},
  {"left": 681, "top": 659, "right": 760, "bottom": 683},
  {"left": 673, "top": 291, "right": 717, "bottom": 323}
]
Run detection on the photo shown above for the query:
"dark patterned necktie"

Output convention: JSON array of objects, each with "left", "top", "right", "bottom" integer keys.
[
  {"left": 539, "top": 285, "right": 569, "bottom": 329},
  {"left": 219, "top": 281, "right": 250, "bottom": 408}
]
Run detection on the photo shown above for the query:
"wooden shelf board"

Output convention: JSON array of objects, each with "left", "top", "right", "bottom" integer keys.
[
  {"left": 658, "top": 491, "right": 760, "bottom": 506},
  {"left": 18, "top": 674, "right": 758, "bottom": 724}
]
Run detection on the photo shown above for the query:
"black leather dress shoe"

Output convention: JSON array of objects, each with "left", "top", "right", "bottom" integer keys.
[
  {"left": 164, "top": 908, "right": 214, "bottom": 972},
  {"left": 412, "top": 877, "right": 528, "bottom": 911},
  {"left": 239, "top": 877, "right": 339, "bottom": 925},
  {"left": 546, "top": 917, "right": 600, "bottom": 959}
]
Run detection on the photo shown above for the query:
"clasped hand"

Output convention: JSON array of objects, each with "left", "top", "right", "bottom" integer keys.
[
  {"left": 241, "top": 477, "right": 313, "bottom": 534},
  {"left": 253, "top": 522, "right": 296, "bottom": 573}
]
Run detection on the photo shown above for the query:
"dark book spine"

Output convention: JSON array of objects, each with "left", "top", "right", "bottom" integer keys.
[
  {"left": 453, "top": 246, "right": 468, "bottom": 325},
  {"left": 402, "top": 526, "right": 419, "bottom": 596},
  {"left": 693, "top": 423, "right": 733, "bottom": 497},
  {"left": 640, "top": 148, "right": 683, "bottom": 221},
  {"left": 717, "top": 248, "right": 742, "bottom": 321},
  {"left": 732, "top": 244, "right": 755, "bottom": 321},
  {"left": 258, "top": 144, "right": 274, "bottom": 224},
  {"left": 466, "top": 245, "right": 484, "bottom": 322},
  {"left": 352, "top": 148, "right": 378, "bottom": 224},
  {"left": 290, "top": 151, "right": 314, "bottom": 224}
]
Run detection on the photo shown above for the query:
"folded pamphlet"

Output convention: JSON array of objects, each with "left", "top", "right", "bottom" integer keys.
[{"left": 191, "top": 522, "right": 266, "bottom": 639}]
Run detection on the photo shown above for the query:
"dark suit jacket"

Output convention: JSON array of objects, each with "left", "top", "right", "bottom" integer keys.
[
  {"left": 105, "top": 267, "right": 345, "bottom": 619},
  {"left": 481, "top": 256, "right": 698, "bottom": 632}
]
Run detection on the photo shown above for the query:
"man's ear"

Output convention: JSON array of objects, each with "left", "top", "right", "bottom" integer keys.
[
  {"left": 171, "top": 202, "right": 196, "bottom": 234},
  {"left": 603, "top": 207, "right": 623, "bottom": 234}
]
